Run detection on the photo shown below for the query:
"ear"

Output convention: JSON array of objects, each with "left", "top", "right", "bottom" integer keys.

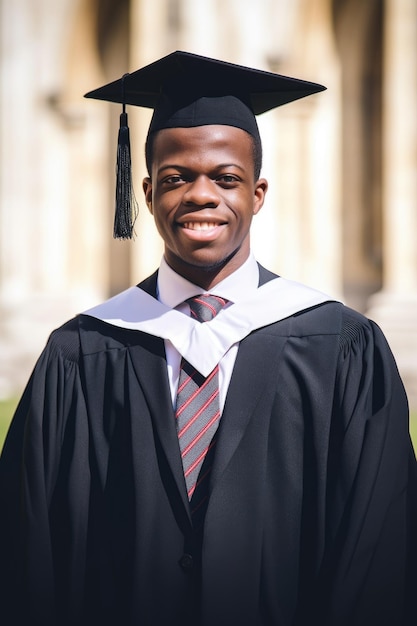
[
  {"left": 142, "top": 177, "right": 153, "bottom": 214},
  {"left": 253, "top": 178, "right": 268, "bottom": 215}
]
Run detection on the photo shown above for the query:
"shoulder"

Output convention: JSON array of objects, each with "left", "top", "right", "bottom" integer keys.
[
  {"left": 47, "top": 316, "right": 82, "bottom": 362},
  {"left": 337, "top": 305, "right": 377, "bottom": 351},
  {"left": 291, "top": 300, "right": 377, "bottom": 348},
  {"left": 45, "top": 314, "right": 137, "bottom": 361}
]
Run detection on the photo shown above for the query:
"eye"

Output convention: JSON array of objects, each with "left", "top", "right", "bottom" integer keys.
[
  {"left": 162, "top": 174, "right": 186, "bottom": 185},
  {"left": 216, "top": 174, "right": 240, "bottom": 186}
]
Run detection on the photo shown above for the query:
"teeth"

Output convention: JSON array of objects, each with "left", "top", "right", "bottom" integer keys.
[{"left": 183, "top": 222, "right": 219, "bottom": 230}]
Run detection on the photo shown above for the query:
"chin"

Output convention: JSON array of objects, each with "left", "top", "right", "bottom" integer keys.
[
  {"left": 189, "top": 247, "right": 242, "bottom": 270},
  {"left": 185, "top": 256, "right": 231, "bottom": 273}
]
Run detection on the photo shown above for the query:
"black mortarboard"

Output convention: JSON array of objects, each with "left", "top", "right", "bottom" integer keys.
[{"left": 85, "top": 51, "right": 326, "bottom": 239}]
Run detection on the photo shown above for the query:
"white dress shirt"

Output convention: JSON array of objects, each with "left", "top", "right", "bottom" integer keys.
[{"left": 156, "top": 253, "right": 260, "bottom": 410}]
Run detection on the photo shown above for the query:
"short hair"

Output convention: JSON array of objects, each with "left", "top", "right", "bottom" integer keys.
[{"left": 145, "top": 128, "right": 263, "bottom": 181}]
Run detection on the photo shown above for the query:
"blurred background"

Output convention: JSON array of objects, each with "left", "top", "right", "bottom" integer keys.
[{"left": 0, "top": 0, "right": 416, "bottom": 441}]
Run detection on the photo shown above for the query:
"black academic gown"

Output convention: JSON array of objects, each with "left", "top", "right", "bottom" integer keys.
[{"left": 1, "top": 266, "right": 416, "bottom": 626}]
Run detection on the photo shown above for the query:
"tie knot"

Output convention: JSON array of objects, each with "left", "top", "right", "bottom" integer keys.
[{"left": 187, "top": 294, "right": 228, "bottom": 322}]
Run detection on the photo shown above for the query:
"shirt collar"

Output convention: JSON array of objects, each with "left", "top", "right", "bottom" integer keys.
[{"left": 157, "top": 252, "right": 260, "bottom": 308}]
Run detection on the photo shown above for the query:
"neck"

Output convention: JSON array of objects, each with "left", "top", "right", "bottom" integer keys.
[{"left": 165, "top": 250, "right": 249, "bottom": 290}]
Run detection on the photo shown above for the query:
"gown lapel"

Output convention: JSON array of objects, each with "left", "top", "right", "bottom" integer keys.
[
  {"left": 128, "top": 338, "right": 192, "bottom": 521},
  {"left": 210, "top": 265, "right": 286, "bottom": 489},
  {"left": 210, "top": 324, "right": 288, "bottom": 488},
  {"left": 130, "top": 272, "right": 192, "bottom": 520}
]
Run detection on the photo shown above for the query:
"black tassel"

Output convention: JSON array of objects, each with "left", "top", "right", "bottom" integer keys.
[{"left": 114, "top": 104, "right": 139, "bottom": 240}]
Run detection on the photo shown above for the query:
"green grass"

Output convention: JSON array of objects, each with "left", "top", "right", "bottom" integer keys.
[
  {"left": 410, "top": 413, "right": 417, "bottom": 453},
  {"left": 0, "top": 398, "right": 416, "bottom": 455},
  {"left": 0, "top": 398, "right": 19, "bottom": 452}
]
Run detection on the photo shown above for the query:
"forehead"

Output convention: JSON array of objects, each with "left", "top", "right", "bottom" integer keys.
[{"left": 151, "top": 125, "right": 253, "bottom": 163}]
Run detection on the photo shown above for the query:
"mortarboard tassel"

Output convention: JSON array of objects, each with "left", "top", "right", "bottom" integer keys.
[{"left": 114, "top": 78, "right": 139, "bottom": 239}]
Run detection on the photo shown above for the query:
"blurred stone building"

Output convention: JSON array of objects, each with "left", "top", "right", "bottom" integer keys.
[{"left": 0, "top": 0, "right": 416, "bottom": 408}]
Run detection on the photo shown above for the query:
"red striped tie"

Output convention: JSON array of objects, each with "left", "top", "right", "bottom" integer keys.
[{"left": 175, "top": 295, "right": 228, "bottom": 503}]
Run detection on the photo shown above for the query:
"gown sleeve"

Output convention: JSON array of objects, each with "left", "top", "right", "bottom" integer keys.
[
  {"left": 313, "top": 309, "right": 417, "bottom": 626},
  {"left": 0, "top": 318, "right": 90, "bottom": 626}
]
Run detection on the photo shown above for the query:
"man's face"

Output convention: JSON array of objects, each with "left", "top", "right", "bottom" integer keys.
[{"left": 143, "top": 125, "right": 268, "bottom": 287}]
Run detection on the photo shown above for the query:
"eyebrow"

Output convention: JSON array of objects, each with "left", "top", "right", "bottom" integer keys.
[
  {"left": 157, "top": 163, "right": 246, "bottom": 174},
  {"left": 215, "top": 163, "right": 246, "bottom": 172}
]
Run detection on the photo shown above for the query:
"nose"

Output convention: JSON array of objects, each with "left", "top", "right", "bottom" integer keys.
[{"left": 183, "top": 176, "right": 220, "bottom": 208}]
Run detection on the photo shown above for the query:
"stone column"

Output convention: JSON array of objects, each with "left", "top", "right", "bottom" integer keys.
[
  {"left": 0, "top": 0, "right": 107, "bottom": 397},
  {"left": 367, "top": 0, "right": 417, "bottom": 409}
]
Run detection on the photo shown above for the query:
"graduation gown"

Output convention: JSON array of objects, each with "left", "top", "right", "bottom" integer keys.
[{"left": 1, "top": 266, "right": 416, "bottom": 626}]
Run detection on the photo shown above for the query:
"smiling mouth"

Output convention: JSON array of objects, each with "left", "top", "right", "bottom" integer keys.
[{"left": 181, "top": 221, "right": 225, "bottom": 230}]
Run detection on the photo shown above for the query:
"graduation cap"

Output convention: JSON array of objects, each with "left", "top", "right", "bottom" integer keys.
[{"left": 85, "top": 51, "right": 326, "bottom": 239}]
